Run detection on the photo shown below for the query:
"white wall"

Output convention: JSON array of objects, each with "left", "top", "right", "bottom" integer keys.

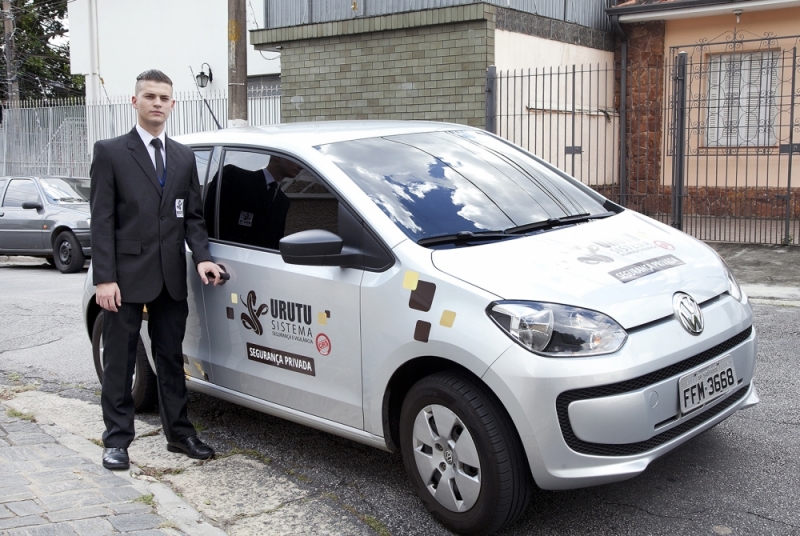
[
  {"left": 494, "top": 30, "right": 614, "bottom": 71},
  {"left": 68, "top": 0, "right": 280, "bottom": 101}
]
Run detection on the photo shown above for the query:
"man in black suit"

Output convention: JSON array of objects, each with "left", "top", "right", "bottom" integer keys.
[{"left": 90, "top": 70, "right": 223, "bottom": 470}]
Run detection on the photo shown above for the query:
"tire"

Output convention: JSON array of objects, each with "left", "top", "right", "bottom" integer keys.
[
  {"left": 399, "top": 372, "right": 532, "bottom": 536},
  {"left": 92, "top": 311, "right": 158, "bottom": 412},
  {"left": 53, "top": 231, "right": 85, "bottom": 273}
]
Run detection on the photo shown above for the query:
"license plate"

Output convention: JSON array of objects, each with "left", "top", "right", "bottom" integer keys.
[{"left": 678, "top": 355, "right": 737, "bottom": 415}]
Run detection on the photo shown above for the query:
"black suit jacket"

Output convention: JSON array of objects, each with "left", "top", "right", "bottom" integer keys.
[{"left": 90, "top": 127, "right": 212, "bottom": 303}]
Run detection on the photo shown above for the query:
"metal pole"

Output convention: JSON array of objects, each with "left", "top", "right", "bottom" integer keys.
[
  {"left": 485, "top": 66, "right": 496, "bottom": 134},
  {"left": 785, "top": 47, "right": 797, "bottom": 245},
  {"left": 671, "top": 52, "right": 688, "bottom": 230},
  {"left": 47, "top": 107, "right": 52, "bottom": 175},
  {"left": 619, "top": 40, "right": 628, "bottom": 207},
  {"left": 228, "top": 0, "right": 248, "bottom": 127}
]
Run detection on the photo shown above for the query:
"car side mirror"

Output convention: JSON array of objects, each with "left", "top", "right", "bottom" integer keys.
[
  {"left": 22, "top": 201, "right": 43, "bottom": 211},
  {"left": 279, "top": 229, "right": 361, "bottom": 267}
]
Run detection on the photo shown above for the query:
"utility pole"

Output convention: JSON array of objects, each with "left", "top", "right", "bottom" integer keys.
[
  {"left": 228, "top": 0, "right": 247, "bottom": 127},
  {"left": 2, "top": 0, "right": 19, "bottom": 103}
]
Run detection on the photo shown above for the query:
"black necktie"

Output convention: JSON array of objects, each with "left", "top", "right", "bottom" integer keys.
[{"left": 150, "top": 138, "right": 165, "bottom": 187}]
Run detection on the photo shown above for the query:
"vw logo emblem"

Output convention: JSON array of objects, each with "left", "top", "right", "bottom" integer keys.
[
  {"left": 444, "top": 450, "right": 454, "bottom": 465},
  {"left": 673, "top": 292, "right": 704, "bottom": 335}
]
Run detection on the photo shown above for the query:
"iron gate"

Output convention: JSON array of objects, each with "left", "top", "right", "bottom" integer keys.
[
  {"left": 667, "top": 32, "right": 800, "bottom": 245},
  {"left": 486, "top": 31, "right": 800, "bottom": 245}
]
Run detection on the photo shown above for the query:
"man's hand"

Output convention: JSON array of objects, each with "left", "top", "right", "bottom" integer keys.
[
  {"left": 197, "top": 261, "right": 224, "bottom": 286},
  {"left": 96, "top": 282, "right": 121, "bottom": 312}
]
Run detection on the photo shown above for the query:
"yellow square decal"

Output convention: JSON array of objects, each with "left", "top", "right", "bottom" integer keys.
[
  {"left": 231, "top": 293, "right": 238, "bottom": 304},
  {"left": 403, "top": 271, "right": 420, "bottom": 291},
  {"left": 318, "top": 312, "right": 328, "bottom": 325},
  {"left": 440, "top": 310, "right": 456, "bottom": 328}
]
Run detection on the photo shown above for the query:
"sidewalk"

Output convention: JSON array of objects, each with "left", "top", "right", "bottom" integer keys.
[{"left": 0, "top": 392, "right": 224, "bottom": 536}]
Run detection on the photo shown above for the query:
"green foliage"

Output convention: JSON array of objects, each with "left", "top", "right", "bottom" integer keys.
[{"left": 1, "top": 0, "right": 84, "bottom": 100}]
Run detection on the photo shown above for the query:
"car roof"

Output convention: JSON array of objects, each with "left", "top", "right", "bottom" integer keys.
[{"left": 173, "top": 120, "right": 476, "bottom": 149}]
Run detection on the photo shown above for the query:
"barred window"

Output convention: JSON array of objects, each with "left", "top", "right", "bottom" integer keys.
[{"left": 706, "top": 51, "right": 779, "bottom": 147}]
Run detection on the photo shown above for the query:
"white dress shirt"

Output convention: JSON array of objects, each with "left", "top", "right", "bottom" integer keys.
[{"left": 135, "top": 123, "right": 167, "bottom": 172}]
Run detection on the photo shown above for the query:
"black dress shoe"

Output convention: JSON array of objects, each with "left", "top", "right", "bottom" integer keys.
[
  {"left": 167, "top": 436, "right": 214, "bottom": 460},
  {"left": 102, "top": 447, "right": 130, "bottom": 470}
]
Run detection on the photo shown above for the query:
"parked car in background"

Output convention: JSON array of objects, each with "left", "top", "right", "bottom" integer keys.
[
  {"left": 83, "top": 121, "right": 758, "bottom": 535},
  {"left": 0, "top": 176, "right": 91, "bottom": 273}
]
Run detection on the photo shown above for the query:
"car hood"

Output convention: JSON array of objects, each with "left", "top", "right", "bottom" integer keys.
[
  {"left": 51, "top": 203, "right": 90, "bottom": 217},
  {"left": 430, "top": 211, "right": 729, "bottom": 329}
]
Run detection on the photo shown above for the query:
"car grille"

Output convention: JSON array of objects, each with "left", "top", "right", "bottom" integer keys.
[{"left": 556, "top": 326, "right": 752, "bottom": 457}]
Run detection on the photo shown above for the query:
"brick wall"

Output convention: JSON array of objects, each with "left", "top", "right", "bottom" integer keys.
[{"left": 252, "top": 5, "right": 495, "bottom": 127}]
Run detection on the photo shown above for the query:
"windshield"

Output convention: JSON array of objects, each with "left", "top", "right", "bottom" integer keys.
[
  {"left": 317, "top": 130, "right": 610, "bottom": 243},
  {"left": 40, "top": 178, "right": 90, "bottom": 204}
]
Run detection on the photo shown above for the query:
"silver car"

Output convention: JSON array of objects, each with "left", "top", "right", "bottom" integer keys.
[
  {"left": 0, "top": 175, "right": 91, "bottom": 273},
  {"left": 83, "top": 121, "right": 758, "bottom": 535}
]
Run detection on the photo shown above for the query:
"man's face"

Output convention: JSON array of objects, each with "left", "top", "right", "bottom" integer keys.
[
  {"left": 132, "top": 80, "right": 175, "bottom": 131},
  {"left": 277, "top": 157, "right": 303, "bottom": 179}
]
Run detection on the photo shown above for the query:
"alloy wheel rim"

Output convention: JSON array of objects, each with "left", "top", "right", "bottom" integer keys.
[{"left": 411, "top": 404, "right": 482, "bottom": 512}]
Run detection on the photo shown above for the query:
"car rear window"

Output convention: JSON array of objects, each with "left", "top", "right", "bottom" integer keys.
[{"left": 317, "top": 130, "right": 609, "bottom": 243}]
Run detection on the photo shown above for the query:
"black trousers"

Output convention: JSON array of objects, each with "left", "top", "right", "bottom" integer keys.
[{"left": 101, "top": 285, "right": 196, "bottom": 448}]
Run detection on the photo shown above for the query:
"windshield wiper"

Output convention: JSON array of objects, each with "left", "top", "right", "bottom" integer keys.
[
  {"left": 504, "top": 211, "right": 616, "bottom": 235},
  {"left": 56, "top": 197, "right": 87, "bottom": 203},
  {"left": 417, "top": 230, "right": 513, "bottom": 247}
]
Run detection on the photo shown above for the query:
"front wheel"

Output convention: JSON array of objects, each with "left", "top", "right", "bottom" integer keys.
[
  {"left": 399, "top": 372, "right": 532, "bottom": 535},
  {"left": 92, "top": 311, "right": 158, "bottom": 412},
  {"left": 53, "top": 231, "right": 85, "bottom": 273}
]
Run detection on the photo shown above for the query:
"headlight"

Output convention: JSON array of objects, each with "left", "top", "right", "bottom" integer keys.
[
  {"left": 719, "top": 258, "right": 746, "bottom": 303},
  {"left": 487, "top": 301, "right": 627, "bottom": 357}
]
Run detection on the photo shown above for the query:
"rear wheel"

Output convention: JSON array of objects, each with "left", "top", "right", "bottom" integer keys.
[
  {"left": 92, "top": 311, "right": 158, "bottom": 412},
  {"left": 53, "top": 231, "right": 85, "bottom": 273},
  {"left": 399, "top": 372, "right": 532, "bottom": 535}
]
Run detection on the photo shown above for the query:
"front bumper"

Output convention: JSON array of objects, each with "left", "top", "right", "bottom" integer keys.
[{"left": 482, "top": 293, "right": 758, "bottom": 490}]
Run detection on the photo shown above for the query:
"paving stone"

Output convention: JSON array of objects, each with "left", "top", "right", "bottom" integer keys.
[
  {"left": 26, "top": 470, "right": 80, "bottom": 484},
  {"left": 107, "top": 513, "right": 163, "bottom": 532},
  {"left": 107, "top": 502, "right": 153, "bottom": 515},
  {"left": 87, "top": 474, "right": 128, "bottom": 488},
  {"left": 8, "top": 521, "right": 79, "bottom": 535},
  {"left": 6, "top": 434, "right": 56, "bottom": 446},
  {"left": 128, "top": 530, "right": 169, "bottom": 535},
  {"left": 75, "top": 465, "right": 111, "bottom": 477},
  {"left": 39, "top": 457, "right": 91, "bottom": 470},
  {"left": 0, "top": 460, "right": 37, "bottom": 473},
  {"left": 31, "top": 478, "right": 94, "bottom": 496},
  {"left": 0, "top": 514, "right": 47, "bottom": 530},
  {"left": 0, "top": 437, "right": 10, "bottom": 446},
  {"left": 31, "top": 444, "right": 78, "bottom": 459},
  {"left": 38, "top": 491, "right": 108, "bottom": 512},
  {"left": 0, "top": 503, "right": 13, "bottom": 519},
  {"left": 0, "top": 474, "right": 29, "bottom": 488},
  {"left": 69, "top": 517, "right": 116, "bottom": 536},
  {"left": 0, "top": 487, "right": 36, "bottom": 503},
  {"left": 6, "top": 500, "right": 46, "bottom": 516},
  {"left": 45, "top": 506, "right": 112, "bottom": 523},
  {"left": 0, "top": 447, "right": 41, "bottom": 462},
  {"left": 100, "top": 486, "right": 142, "bottom": 503},
  {"left": 2, "top": 422, "right": 41, "bottom": 434}
]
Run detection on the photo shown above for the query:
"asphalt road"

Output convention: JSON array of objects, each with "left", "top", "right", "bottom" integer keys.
[{"left": 1, "top": 252, "right": 798, "bottom": 535}]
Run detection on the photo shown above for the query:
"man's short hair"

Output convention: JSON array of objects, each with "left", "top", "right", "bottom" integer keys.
[{"left": 135, "top": 70, "right": 173, "bottom": 94}]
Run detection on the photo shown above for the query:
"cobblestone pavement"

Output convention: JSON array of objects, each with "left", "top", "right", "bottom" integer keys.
[{"left": 0, "top": 410, "right": 174, "bottom": 536}]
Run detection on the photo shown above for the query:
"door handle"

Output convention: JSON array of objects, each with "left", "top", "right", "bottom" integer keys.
[{"left": 0, "top": 212, "right": 4, "bottom": 217}]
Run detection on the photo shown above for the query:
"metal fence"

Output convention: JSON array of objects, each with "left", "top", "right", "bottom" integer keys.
[
  {"left": 487, "top": 34, "right": 800, "bottom": 245},
  {"left": 486, "top": 63, "right": 622, "bottom": 198},
  {"left": 1, "top": 87, "right": 281, "bottom": 178},
  {"left": 265, "top": 0, "right": 611, "bottom": 31}
]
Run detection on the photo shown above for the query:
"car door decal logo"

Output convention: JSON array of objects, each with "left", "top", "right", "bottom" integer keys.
[
  {"left": 234, "top": 290, "right": 331, "bottom": 349},
  {"left": 247, "top": 342, "right": 316, "bottom": 376},
  {"left": 241, "top": 291, "right": 268, "bottom": 335},
  {"left": 403, "top": 271, "right": 457, "bottom": 343}
]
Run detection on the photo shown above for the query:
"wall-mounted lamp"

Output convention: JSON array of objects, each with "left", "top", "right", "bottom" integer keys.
[
  {"left": 196, "top": 63, "right": 213, "bottom": 88},
  {"left": 733, "top": 10, "right": 743, "bottom": 24}
]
